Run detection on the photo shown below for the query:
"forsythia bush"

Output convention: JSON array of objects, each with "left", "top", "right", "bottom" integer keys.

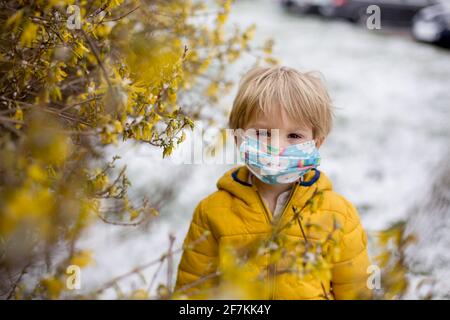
[
  {"left": 0, "top": 0, "right": 418, "bottom": 301},
  {"left": 0, "top": 0, "right": 275, "bottom": 299}
]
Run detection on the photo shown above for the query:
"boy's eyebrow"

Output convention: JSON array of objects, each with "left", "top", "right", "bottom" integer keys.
[
  {"left": 292, "top": 127, "right": 311, "bottom": 133},
  {"left": 246, "top": 125, "right": 310, "bottom": 133},
  {"left": 245, "top": 124, "right": 274, "bottom": 130}
]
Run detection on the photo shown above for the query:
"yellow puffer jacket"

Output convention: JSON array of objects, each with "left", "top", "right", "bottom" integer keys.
[{"left": 174, "top": 165, "right": 371, "bottom": 300}]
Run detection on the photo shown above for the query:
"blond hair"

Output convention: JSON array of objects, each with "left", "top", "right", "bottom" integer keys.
[{"left": 228, "top": 66, "right": 334, "bottom": 139}]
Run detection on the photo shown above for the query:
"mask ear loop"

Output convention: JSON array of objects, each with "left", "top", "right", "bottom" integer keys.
[
  {"left": 233, "top": 130, "right": 258, "bottom": 187},
  {"left": 234, "top": 129, "right": 249, "bottom": 167},
  {"left": 234, "top": 129, "right": 246, "bottom": 151}
]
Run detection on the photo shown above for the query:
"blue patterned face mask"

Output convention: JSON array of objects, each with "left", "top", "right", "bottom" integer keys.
[{"left": 239, "top": 134, "right": 321, "bottom": 185}]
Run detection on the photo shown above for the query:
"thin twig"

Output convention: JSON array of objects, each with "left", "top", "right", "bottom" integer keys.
[
  {"left": 81, "top": 29, "right": 113, "bottom": 90},
  {"left": 92, "top": 232, "right": 209, "bottom": 296},
  {"left": 6, "top": 262, "right": 30, "bottom": 300},
  {"left": 166, "top": 233, "right": 176, "bottom": 295},
  {"left": 103, "top": 6, "right": 141, "bottom": 22},
  {"left": 175, "top": 271, "right": 221, "bottom": 296}
]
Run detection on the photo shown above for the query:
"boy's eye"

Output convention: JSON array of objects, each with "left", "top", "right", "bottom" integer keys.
[{"left": 288, "top": 133, "right": 303, "bottom": 139}]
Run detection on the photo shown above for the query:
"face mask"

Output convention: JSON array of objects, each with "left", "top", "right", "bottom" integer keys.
[{"left": 239, "top": 134, "right": 321, "bottom": 185}]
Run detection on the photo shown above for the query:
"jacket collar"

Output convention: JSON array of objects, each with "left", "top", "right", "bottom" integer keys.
[{"left": 217, "top": 165, "right": 332, "bottom": 223}]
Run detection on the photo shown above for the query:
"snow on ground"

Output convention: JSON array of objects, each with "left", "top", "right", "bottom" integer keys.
[
  {"left": 404, "top": 154, "right": 450, "bottom": 299},
  {"left": 77, "top": 0, "right": 450, "bottom": 298}
]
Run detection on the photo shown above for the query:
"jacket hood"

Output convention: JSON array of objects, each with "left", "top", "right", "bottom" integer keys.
[{"left": 216, "top": 165, "right": 333, "bottom": 216}]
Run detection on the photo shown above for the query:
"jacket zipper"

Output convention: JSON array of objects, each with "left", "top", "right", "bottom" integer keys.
[
  {"left": 254, "top": 190, "right": 275, "bottom": 299},
  {"left": 255, "top": 182, "right": 301, "bottom": 300},
  {"left": 255, "top": 190, "right": 272, "bottom": 223}
]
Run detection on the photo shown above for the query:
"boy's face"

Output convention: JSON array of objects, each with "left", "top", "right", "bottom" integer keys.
[{"left": 236, "top": 107, "right": 324, "bottom": 149}]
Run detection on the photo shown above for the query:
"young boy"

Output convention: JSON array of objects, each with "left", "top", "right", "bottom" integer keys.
[{"left": 174, "top": 66, "right": 371, "bottom": 300}]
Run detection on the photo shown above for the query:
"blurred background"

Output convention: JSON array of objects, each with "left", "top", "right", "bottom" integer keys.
[
  {"left": 2, "top": 0, "right": 449, "bottom": 300},
  {"left": 74, "top": 0, "right": 450, "bottom": 298}
]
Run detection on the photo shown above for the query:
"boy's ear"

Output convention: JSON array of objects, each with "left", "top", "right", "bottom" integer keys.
[{"left": 315, "top": 137, "right": 325, "bottom": 149}]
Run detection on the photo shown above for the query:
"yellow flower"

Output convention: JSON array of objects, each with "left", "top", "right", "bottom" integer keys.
[
  {"left": 130, "top": 289, "right": 149, "bottom": 300},
  {"left": 6, "top": 9, "right": 23, "bottom": 31},
  {"left": 206, "top": 82, "right": 218, "bottom": 97},
  {"left": 20, "top": 22, "right": 39, "bottom": 47},
  {"left": 168, "top": 90, "right": 177, "bottom": 104},
  {"left": 74, "top": 40, "right": 90, "bottom": 58},
  {"left": 13, "top": 108, "right": 23, "bottom": 129},
  {"left": 114, "top": 120, "right": 123, "bottom": 133},
  {"left": 41, "top": 277, "right": 64, "bottom": 299},
  {"left": 55, "top": 63, "right": 68, "bottom": 82},
  {"left": 70, "top": 250, "right": 94, "bottom": 268},
  {"left": 27, "top": 164, "right": 47, "bottom": 183},
  {"left": 129, "top": 209, "right": 140, "bottom": 221}
]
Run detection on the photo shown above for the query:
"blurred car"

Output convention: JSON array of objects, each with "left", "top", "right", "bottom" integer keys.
[
  {"left": 318, "top": 0, "right": 438, "bottom": 26},
  {"left": 412, "top": 4, "right": 450, "bottom": 47},
  {"left": 279, "top": 0, "right": 327, "bottom": 14}
]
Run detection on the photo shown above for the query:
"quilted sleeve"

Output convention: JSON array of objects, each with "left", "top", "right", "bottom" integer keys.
[
  {"left": 331, "top": 198, "right": 372, "bottom": 300},
  {"left": 173, "top": 199, "right": 219, "bottom": 299}
]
